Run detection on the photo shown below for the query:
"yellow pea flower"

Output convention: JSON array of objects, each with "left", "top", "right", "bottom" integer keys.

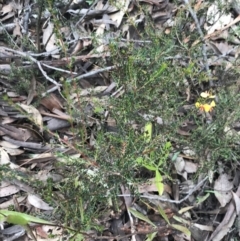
[{"left": 195, "top": 101, "right": 216, "bottom": 112}]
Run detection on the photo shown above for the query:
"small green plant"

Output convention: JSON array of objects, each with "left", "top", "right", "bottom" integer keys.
[
  {"left": 0, "top": 210, "right": 54, "bottom": 241},
  {"left": 136, "top": 121, "right": 172, "bottom": 195}
]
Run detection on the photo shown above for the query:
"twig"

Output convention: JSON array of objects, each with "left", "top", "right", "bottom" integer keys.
[
  {"left": 61, "top": 52, "right": 111, "bottom": 61},
  {"left": 192, "top": 14, "right": 240, "bottom": 47},
  {"left": 120, "top": 38, "right": 152, "bottom": 43},
  {"left": 66, "top": 66, "right": 116, "bottom": 82},
  {"left": 1, "top": 47, "right": 61, "bottom": 88},
  {"left": 74, "top": 0, "right": 98, "bottom": 27},
  {"left": 42, "top": 85, "right": 61, "bottom": 96},
  {"left": 36, "top": 61, "right": 61, "bottom": 86},
  {"left": 183, "top": 0, "right": 213, "bottom": 86},
  {"left": 118, "top": 176, "right": 209, "bottom": 204},
  {"left": 41, "top": 63, "right": 78, "bottom": 75},
  {"left": 27, "top": 48, "right": 61, "bottom": 57},
  {"left": 61, "top": 0, "right": 74, "bottom": 15}
]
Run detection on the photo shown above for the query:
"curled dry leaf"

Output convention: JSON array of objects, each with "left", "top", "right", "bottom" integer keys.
[
  {"left": 42, "top": 21, "right": 59, "bottom": 55},
  {"left": 17, "top": 103, "right": 43, "bottom": 132},
  {"left": 109, "top": 0, "right": 130, "bottom": 28},
  {"left": 0, "top": 147, "right": 19, "bottom": 169},
  {"left": 174, "top": 156, "right": 185, "bottom": 173},
  {"left": 28, "top": 194, "right": 54, "bottom": 210},
  {"left": 214, "top": 173, "right": 233, "bottom": 207}
]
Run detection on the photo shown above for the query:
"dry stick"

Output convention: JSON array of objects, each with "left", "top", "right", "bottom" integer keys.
[
  {"left": 28, "top": 48, "right": 61, "bottom": 57},
  {"left": 183, "top": 0, "right": 213, "bottom": 86},
  {"left": 1, "top": 47, "right": 61, "bottom": 88},
  {"left": 120, "top": 38, "right": 152, "bottom": 43},
  {"left": 74, "top": 0, "right": 98, "bottom": 27},
  {"left": 42, "top": 85, "right": 60, "bottom": 96},
  {"left": 61, "top": 52, "right": 111, "bottom": 61},
  {"left": 41, "top": 62, "right": 78, "bottom": 75},
  {"left": 66, "top": 65, "right": 116, "bottom": 82},
  {"left": 192, "top": 14, "right": 240, "bottom": 47},
  {"left": 118, "top": 176, "right": 209, "bottom": 204},
  {"left": 61, "top": 0, "right": 74, "bottom": 15}
]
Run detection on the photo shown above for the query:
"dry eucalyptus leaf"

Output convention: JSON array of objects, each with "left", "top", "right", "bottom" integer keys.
[
  {"left": 42, "top": 21, "right": 59, "bottom": 55},
  {"left": 184, "top": 161, "right": 198, "bottom": 173},
  {"left": 17, "top": 103, "right": 43, "bottom": 132},
  {"left": 0, "top": 140, "right": 19, "bottom": 148},
  {"left": 0, "top": 181, "right": 20, "bottom": 197},
  {"left": 174, "top": 156, "right": 185, "bottom": 174},
  {"left": 0, "top": 3, "right": 13, "bottom": 15},
  {"left": 214, "top": 173, "right": 233, "bottom": 207},
  {"left": 212, "top": 211, "right": 236, "bottom": 241},
  {"left": 206, "top": 3, "right": 233, "bottom": 34},
  {"left": 13, "top": 20, "right": 22, "bottom": 38},
  {"left": 193, "top": 223, "right": 213, "bottom": 231},
  {"left": 109, "top": 0, "right": 130, "bottom": 28},
  {"left": 28, "top": 194, "right": 54, "bottom": 210},
  {"left": 1, "top": 147, "right": 10, "bottom": 164},
  {"left": 4, "top": 147, "right": 24, "bottom": 156},
  {"left": 40, "top": 93, "right": 63, "bottom": 111}
]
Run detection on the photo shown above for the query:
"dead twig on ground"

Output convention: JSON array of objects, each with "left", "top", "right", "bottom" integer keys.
[
  {"left": 183, "top": 0, "right": 213, "bottom": 86},
  {"left": 192, "top": 14, "right": 240, "bottom": 47},
  {"left": 118, "top": 176, "right": 208, "bottom": 204},
  {"left": 74, "top": 0, "right": 98, "bottom": 27},
  {"left": 1, "top": 47, "right": 61, "bottom": 88},
  {"left": 66, "top": 65, "right": 116, "bottom": 82}
]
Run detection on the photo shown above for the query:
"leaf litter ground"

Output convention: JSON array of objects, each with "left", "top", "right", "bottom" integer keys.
[{"left": 1, "top": 0, "right": 240, "bottom": 240}]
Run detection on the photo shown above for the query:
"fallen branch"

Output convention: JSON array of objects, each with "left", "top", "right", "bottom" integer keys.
[
  {"left": 60, "top": 52, "right": 111, "bottom": 61},
  {"left": 0, "top": 47, "right": 61, "bottom": 88},
  {"left": 118, "top": 176, "right": 209, "bottom": 204},
  {"left": 66, "top": 66, "right": 116, "bottom": 82}
]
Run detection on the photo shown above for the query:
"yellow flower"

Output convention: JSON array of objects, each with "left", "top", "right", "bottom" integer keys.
[
  {"left": 195, "top": 101, "right": 216, "bottom": 112},
  {"left": 200, "top": 91, "right": 215, "bottom": 99},
  {"left": 195, "top": 102, "right": 201, "bottom": 108}
]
